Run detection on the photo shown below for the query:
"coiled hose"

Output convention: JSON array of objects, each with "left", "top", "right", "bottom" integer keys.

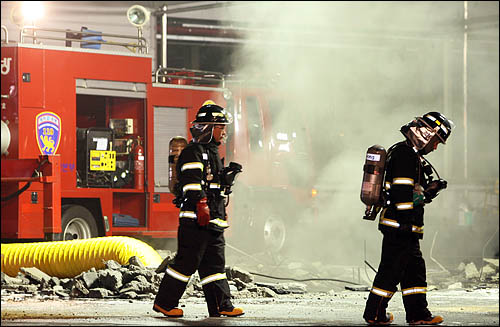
[{"left": 1, "top": 236, "right": 163, "bottom": 278}]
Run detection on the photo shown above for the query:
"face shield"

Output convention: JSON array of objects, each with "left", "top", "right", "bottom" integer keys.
[
  {"left": 420, "top": 112, "right": 456, "bottom": 144},
  {"left": 401, "top": 118, "right": 437, "bottom": 153},
  {"left": 401, "top": 112, "right": 455, "bottom": 155},
  {"left": 409, "top": 123, "right": 436, "bottom": 149},
  {"left": 190, "top": 124, "right": 214, "bottom": 144},
  {"left": 221, "top": 110, "right": 233, "bottom": 125}
]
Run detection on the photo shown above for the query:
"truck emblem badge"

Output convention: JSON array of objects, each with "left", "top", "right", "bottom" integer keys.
[
  {"left": 1, "top": 57, "right": 12, "bottom": 75},
  {"left": 36, "top": 111, "right": 62, "bottom": 155}
]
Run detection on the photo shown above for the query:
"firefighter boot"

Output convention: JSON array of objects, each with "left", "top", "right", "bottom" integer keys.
[
  {"left": 219, "top": 307, "right": 245, "bottom": 317},
  {"left": 408, "top": 315, "right": 443, "bottom": 325},
  {"left": 365, "top": 312, "right": 394, "bottom": 325},
  {"left": 153, "top": 303, "right": 184, "bottom": 317},
  {"left": 202, "top": 280, "right": 241, "bottom": 317}
]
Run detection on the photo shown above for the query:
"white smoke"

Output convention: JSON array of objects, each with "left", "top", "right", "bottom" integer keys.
[{"left": 222, "top": 2, "right": 498, "bottom": 267}]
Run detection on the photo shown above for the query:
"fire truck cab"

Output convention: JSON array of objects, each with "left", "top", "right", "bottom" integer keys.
[{"left": 224, "top": 80, "right": 318, "bottom": 252}]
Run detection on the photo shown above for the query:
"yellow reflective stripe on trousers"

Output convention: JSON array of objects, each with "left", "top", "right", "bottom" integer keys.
[
  {"left": 392, "top": 177, "right": 414, "bottom": 186},
  {"left": 166, "top": 267, "right": 191, "bottom": 283},
  {"left": 370, "top": 286, "right": 394, "bottom": 298},
  {"left": 200, "top": 272, "right": 227, "bottom": 286},
  {"left": 402, "top": 286, "right": 427, "bottom": 296},
  {"left": 181, "top": 162, "right": 204, "bottom": 171},
  {"left": 395, "top": 202, "right": 413, "bottom": 210},
  {"left": 209, "top": 218, "right": 229, "bottom": 228},
  {"left": 380, "top": 218, "right": 424, "bottom": 235}
]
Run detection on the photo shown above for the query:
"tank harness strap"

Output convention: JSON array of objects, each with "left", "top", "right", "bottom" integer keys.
[{"left": 201, "top": 150, "right": 210, "bottom": 193}]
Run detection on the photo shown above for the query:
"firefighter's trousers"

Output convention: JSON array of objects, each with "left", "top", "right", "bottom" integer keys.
[
  {"left": 363, "top": 232, "right": 431, "bottom": 323},
  {"left": 154, "top": 220, "right": 233, "bottom": 316}
]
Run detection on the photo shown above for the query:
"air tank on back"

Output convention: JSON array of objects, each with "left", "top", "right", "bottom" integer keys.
[
  {"left": 168, "top": 136, "right": 188, "bottom": 194},
  {"left": 361, "top": 144, "right": 387, "bottom": 220}
]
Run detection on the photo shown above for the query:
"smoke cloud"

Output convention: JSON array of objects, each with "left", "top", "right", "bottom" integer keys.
[{"left": 223, "top": 2, "right": 499, "bottom": 268}]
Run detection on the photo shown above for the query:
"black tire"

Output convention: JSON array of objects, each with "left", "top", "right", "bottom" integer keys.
[{"left": 57, "top": 205, "right": 99, "bottom": 240}]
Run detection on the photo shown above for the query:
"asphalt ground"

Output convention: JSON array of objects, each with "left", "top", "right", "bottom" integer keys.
[{"left": 1, "top": 287, "right": 498, "bottom": 326}]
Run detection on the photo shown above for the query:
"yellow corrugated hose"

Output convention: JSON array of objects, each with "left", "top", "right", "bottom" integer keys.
[{"left": 1, "top": 236, "right": 163, "bottom": 278}]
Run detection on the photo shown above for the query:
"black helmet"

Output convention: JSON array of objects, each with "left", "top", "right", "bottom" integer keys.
[
  {"left": 190, "top": 101, "right": 232, "bottom": 143},
  {"left": 192, "top": 101, "right": 233, "bottom": 125},
  {"left": 418, "top": 112, "right": 454, "bottom": 144},
  {"left": 400, "top": 111, "right": 454, "bottom": 154}
]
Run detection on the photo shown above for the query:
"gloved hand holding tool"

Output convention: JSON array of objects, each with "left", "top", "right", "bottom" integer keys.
[{"left": 424, "top": 179, "right": 447, "bottom": 203}]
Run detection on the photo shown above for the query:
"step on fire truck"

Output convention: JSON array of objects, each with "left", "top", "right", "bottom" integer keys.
[{"left": 1, "top": 24, "right": 317, "bottom": 253}]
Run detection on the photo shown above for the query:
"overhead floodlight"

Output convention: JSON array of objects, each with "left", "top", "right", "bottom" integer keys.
[
  {"left": 10, "top": 5, "right": 24, "bottom": 27},
  {"left": 10, "top": 1, "right": 44, "bottom": 27},
  {"left": 127, "top": 5, "right": 150, "bottom": 28},
  {"left": 22, "top": 1, "right": 44, "bottom": 22}
]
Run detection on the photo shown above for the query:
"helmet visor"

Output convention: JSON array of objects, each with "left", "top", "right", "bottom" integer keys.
[
  {"left": 223, "top": 110, "right": 233, "bottom": 124},
  {"left": 210, "top": 109, "right": 233, "bottom": 124},
  {"left": 191, "top": 109, "right": 233, "bottom": 125},
  {"left": 420, "top": 114, "right": 455, "bottom": 144},
  {"left": 410, "top": 124, "right": 436, "bottom": 147},
  {"left": 190, "top": 124, "right": 214, "bottom": 143}
]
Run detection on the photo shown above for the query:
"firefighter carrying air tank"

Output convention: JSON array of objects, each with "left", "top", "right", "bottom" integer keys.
[
  {"left": 154, "top": 101, "right": 243, "bottom": 318},
  {"left": 362, "top": 111, "right": 454, "bottom": 326}
]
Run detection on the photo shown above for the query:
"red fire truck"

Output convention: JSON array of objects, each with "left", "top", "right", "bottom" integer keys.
[{"left": 1, "top": 26, "right": 317, "bottom": 253}]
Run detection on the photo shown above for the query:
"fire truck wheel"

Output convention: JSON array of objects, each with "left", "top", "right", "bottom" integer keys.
[
  {"left": 262, "top": 215, "right": 287, "bottom": 253},
  {"left": 58, "top": 205, "right": 99, "bottom": 240}
]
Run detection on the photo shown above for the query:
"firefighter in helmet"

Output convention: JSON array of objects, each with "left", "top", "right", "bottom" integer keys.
[
  {"left": 153, "top": 101, "right": 244, "bottom": 318},
  {"left": 363, "top": 112, "right": 454, "bottom": 325}
]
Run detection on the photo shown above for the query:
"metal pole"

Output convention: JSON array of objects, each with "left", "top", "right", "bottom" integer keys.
[
  {"left": 463, "top": 1, "right": 468, "bottom": 181},
  {"left": 161, "top": 4, "right": 168, "bottom": 69},
  {"left": 137, "top": 27, "right": 143, "bottom": 53},
  {"left": 443, "top": 40, "right": 450, "bottom": 179}
]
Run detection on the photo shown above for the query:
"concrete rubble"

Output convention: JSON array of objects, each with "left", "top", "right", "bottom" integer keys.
[
  {"left": 429, "top": 259, "right": 499, "bottom": 291},
  {"left": 1, "top": 254, "right": 498, "bottom": 302},
  {"left": 1, "top": 255, "right": 306, "bottom": 302}
]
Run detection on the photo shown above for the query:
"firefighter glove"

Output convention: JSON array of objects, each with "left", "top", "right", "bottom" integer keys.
[
  {"left": 196, "top": 197, "right": 211, "bottom": 226},
  {"left": 413, "top": 193, "right": 425, "bottom": 206},
  {"left": 413, "top": 183, "right": 425, "bottom": 206},
  {"left": 424, "top": 179, "right": 447, "bottom": 203},
  {"left": 221, "top": 162, "right": 243, "bottom": 186}
]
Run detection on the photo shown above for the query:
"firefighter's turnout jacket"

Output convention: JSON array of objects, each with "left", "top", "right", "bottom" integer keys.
[
  {"left": 379, "top": 141, "right": 428, "bottom": 239},
  {"left": 176, "top": 141, "right": 229, "bottom": 231},
  {"left": 154, "top": 139, "right": 234, "bottom": 317},
  {"left": 363, "top": 140, "right": 433, "bottom": 323}
]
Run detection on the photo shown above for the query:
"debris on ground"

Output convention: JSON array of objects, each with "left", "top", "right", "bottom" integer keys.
[
  {"left": 426, "top": 258, "right": 499, "bottom": 291},
  {"left": 1, "top": 255, "right": 301, "bottom": 301},
  {"left": 1, "top": 251, "right": 498, "bottom": 302}
]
